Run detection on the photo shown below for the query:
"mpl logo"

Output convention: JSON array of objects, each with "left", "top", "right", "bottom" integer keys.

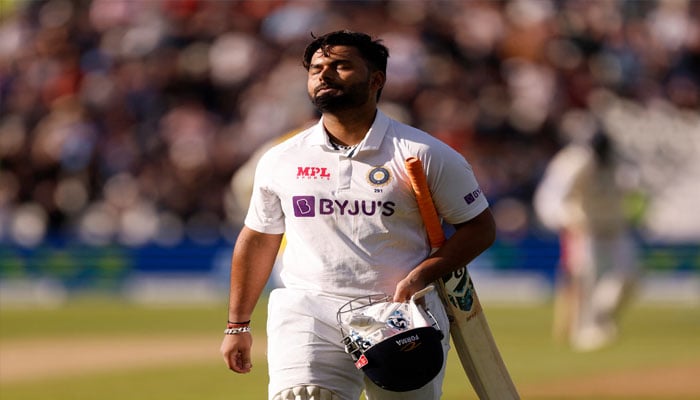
[{"left": 297, "top": 166, "right": 331, "bottom": 180}]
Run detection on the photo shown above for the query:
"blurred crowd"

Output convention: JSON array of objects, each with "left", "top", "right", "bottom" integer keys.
[{"left": 1, "top": 0, "right": 698, "bottom": 247}]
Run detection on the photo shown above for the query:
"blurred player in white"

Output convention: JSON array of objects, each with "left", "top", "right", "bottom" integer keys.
[
  {"left": 535, "top": 128, "right": 640, "bottom": 351},
  {"left": 220, "top": 30, "right": 495, "bottom": 400}
]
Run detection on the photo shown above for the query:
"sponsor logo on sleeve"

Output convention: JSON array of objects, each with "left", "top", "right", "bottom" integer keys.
[{"left": 463, "top": 188, "right": 482, "bottom": 205}]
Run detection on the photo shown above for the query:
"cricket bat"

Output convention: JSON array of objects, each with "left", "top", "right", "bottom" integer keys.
[{"left": 405, "top": 157, "right": 520, "bottom": 400}]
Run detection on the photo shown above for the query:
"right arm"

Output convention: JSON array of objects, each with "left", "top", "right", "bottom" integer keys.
[{"left": 220, "top": 226, "right": 283, "bottom": 373}]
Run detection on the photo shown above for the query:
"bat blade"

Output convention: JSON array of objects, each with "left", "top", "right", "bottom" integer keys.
[
  {"left": 405, "top": 157, "right": 519, "bottom": 400},
  {"left": 438, "top": 268, "right": 520, "bottom": 399}
]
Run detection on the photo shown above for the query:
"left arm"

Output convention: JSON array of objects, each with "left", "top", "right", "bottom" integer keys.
[{"left": 393, "top": 208, "right": 496, "bottom": 302}]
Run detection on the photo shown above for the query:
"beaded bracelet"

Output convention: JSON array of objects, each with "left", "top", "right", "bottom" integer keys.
[{"left": 224, "top": 326, "right": 251, "bottom": 335}]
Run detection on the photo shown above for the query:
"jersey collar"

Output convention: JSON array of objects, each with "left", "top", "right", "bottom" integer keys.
[{"left": 310, "top": 110, "right": 390, "bottom": 153}]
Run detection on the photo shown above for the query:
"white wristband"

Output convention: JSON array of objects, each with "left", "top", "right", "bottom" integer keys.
[{"left": 224, "top": 326, "right": 251, "bottom": 335}]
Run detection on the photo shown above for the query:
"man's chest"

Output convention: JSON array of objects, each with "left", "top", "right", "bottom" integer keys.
[{"left": 271, "top": 152, "right": 417, "bottom": 219}]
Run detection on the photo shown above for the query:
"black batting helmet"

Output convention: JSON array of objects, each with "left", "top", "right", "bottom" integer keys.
[{"left": 337, "top": 287, "right": 445, "bottom": 392}]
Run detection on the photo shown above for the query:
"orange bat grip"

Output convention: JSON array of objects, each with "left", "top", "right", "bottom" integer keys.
[{"left": 405, "top": 157, "right": 446, "bottom": 249}]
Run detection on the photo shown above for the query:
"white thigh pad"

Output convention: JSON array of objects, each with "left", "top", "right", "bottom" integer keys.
[{"left": 272, "top": 385, "right": 341, "bottom": 400}]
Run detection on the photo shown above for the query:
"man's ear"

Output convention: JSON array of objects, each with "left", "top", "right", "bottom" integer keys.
[{"left": 371, "top": 71, "right": 386, "bottom": 92}]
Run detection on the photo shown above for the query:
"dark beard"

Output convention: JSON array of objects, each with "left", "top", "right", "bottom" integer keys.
[{"left": 311, "top": 81, "right": 371, "bottom": 113}]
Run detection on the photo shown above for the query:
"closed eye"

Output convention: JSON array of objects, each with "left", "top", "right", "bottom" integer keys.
[{"left": 309, "top": 60, "right": 353, "bottom": 75}]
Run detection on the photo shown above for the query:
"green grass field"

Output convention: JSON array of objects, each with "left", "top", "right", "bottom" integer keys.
[{"left": 1, "top": 296, "right": 698, "bottom": 400}]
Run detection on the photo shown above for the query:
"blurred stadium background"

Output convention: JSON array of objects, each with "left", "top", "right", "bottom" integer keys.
[
  {"left": 1, "top": 0, "right": 699, "bottom": 398},
  {"left": 1, "top": 0, "right": 697, "bottom": 306}
]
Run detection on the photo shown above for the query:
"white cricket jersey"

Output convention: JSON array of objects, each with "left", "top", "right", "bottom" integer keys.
[
  {"left": 534, "top": 144, "right": 627, "bottom": 235},
  {"left": 244, "top": 110, "right": 489, "bottom": 297}
]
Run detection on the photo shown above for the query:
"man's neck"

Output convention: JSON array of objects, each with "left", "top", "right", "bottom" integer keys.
[{"left": 322, "top": 106, "right": 377, "bottom": 147}]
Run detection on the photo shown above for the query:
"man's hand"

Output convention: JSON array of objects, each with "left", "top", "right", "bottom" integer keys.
[
  {"left": 220, "top": 333, "right": 253, "bottom": 373},
  {"left": 393, "top": 271, "right": 428, "bottom": 303}
]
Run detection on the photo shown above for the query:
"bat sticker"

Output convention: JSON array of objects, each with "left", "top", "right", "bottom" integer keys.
[{"left": 444, "top": 270, "right": 478, "bottom": 316}]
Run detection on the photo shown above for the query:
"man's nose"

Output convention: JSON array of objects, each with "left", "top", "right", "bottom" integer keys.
[{"left": 318, "top": 66, "right": 335, "bottom": 82}]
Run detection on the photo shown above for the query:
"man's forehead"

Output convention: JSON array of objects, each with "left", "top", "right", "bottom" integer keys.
[{"left": 311, "top": 45, "right": 360, "bottom": 61}]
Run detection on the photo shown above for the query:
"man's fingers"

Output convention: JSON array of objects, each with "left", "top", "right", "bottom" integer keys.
[
  {"left": 231, "top": 352, "right": 252, "bottom": 373},
  {"left": 237, "top": 353, "right": 253, "bottom": 372},
  {"left": 222, "top": 350, "right": 235, "bottom": 370},
  {"left": 224, "top": 350, "right": 252, "bottom": 373},
  {"left": 221, "top": 334, "right": 254, "bottom": 373}
]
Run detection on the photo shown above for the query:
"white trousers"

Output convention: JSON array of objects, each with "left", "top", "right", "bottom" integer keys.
[
  {"left": 266, "top": 288, "right": 450, "bottom": 400},
  {"left": 566, "top": 230, "right": 639, "bottom": 344}
]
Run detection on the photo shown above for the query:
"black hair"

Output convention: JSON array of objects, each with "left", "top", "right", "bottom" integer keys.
[{"left": 302, "top": 30, "right": 389, "bottom": 75}]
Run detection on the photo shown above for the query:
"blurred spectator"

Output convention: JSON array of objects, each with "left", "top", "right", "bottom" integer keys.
[{"left": 1, "top": 0, "right": 698, "bottom": 247}]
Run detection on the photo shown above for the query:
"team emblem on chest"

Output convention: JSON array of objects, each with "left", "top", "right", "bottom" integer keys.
[{"left": 367, "top": 166, "right": 391, "bottom": 187}]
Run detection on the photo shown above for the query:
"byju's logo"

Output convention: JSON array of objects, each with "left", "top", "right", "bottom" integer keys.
[
  {"left": 297, "top": 166, "right": 331, "bottom": 180},
  {"left": 464, "top": 188, "right": 482, "bottom": 205},
  {"left": 291, "top": 196, "right": 396, "bottom": 217},
  {"left": 293, "top": 196, "right": 315, "bottom": 217}
]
